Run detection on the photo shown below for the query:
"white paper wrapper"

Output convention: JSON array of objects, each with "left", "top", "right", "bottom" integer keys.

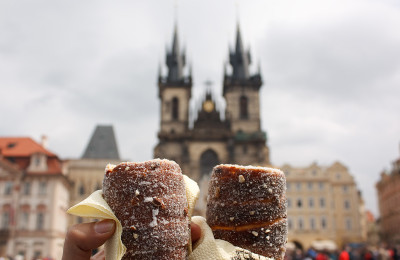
[{"left": 190, "top": 216, "right": 272, "bottom": 260}]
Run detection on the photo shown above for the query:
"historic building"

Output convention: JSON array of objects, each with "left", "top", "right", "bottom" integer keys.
[
  {"left": 154, "top": 24, "right": 270, "bottom": 184},
  {"left": 283, "top": 162, "right": 366, "bottom": 250},
  {"left": 154, "top": 23, "right": 366, "bottom": 248},
  {"left": 64, "top": 125, "right": 121, "bottom": 226},
  {"left": 0, "top": 137, "right": 70, "bottom": 259},
  {"left": 376, "top": 147, "right": 400, "bottom": 244}
]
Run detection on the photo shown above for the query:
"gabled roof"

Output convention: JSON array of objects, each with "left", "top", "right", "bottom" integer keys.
[
  {"left": 82, "top": 125, "right": 120, "bottom": 159},
  {"left": 0, "top": 137, "right": 55, "bottom": 157}
]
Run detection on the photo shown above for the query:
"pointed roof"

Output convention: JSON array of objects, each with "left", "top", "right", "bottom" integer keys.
[
  {"left": 166, "top": 24, "right": 186, "bottom": 82},
  {"left": 82, "top": 125, "right": 120, "bottom": 159},
  {"left": 229, "top": 24, "right": 251, "bottom": 80}
]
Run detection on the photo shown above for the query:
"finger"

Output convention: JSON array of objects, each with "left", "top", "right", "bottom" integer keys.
[
  {"left": 191, "top": 222, "right": 201, "bottom": 244},
  {"left": 90, "top": 249, "right": 105, "bottom": 260},
  {"left": 62, "top": 219, "right": 115, "bottom": 260}
]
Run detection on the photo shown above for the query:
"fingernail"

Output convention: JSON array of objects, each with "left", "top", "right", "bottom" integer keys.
[{"left": 94, "top": 220, "right": 115, "bottom": 234}]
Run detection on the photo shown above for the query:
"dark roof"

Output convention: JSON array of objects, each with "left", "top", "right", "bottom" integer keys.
[
  {"left": 165, "top": 24, "right": 187, "bottom": 83},
  {"left": 229, "top": 24, "right": 251, "bottom": 80},
  {"left": 82, "top": 125, "right": 120, "bottom": 159}
]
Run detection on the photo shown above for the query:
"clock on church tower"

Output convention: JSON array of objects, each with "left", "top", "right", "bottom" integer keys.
[{"left": 202, "top": 100, "right": 214, "bottom": 112}]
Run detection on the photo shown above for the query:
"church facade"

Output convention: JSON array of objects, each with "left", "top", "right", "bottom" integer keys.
[
  {"left": 154, "top": 23, "right": 366, "bottom": 248},
  {"left": 154, "top": 25, "right": 270, "bottom": 183}
]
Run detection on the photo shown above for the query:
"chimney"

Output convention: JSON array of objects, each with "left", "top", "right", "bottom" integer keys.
[{"left": 41, "top": 135, "right": 48, "bottom": 149}]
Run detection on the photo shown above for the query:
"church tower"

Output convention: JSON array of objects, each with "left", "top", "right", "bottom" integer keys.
[
  {"left": 223, "top": 24, "right": 270, "bottom": 165},
  {"left": 154, "top": 25, "right": 192, "bottom": 165},
  {"left": 158, "top": 25, "right": 192, "bottom": 137},
  {"left": 224, "top": 24, "right": 262, "bottom": 133}
]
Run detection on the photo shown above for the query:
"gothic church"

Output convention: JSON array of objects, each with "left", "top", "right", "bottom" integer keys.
[{"left": 154, "top": 24, "right": 270, "bottom": 183}]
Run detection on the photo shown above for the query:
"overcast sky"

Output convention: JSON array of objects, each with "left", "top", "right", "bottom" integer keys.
[{"left": 1, "top": 0, "right": 399, "bottom": 216}]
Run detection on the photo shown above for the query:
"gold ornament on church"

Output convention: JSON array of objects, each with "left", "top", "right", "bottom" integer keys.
[{"left": 203, "top": 100, "right": 214, "bottom": 112}]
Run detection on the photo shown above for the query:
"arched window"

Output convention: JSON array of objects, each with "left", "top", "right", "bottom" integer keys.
[
  {"left": 240, "top": 96, "right": 248, "bottom": 119},
  {"left": 172, "top": 97, "right": 179, "bottom": 120},
  {"left": 200, "top": 149, "right": 219, "bottom": 177}
]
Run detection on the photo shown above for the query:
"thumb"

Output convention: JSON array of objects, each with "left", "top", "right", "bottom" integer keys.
[{"left": 62, "top": 219, "right": 115, "bottom": 260}]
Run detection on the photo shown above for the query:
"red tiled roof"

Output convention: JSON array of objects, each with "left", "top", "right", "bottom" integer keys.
[
  {"left": 0, "top": 137, "right": 62, "bottom": 175},
  {"left": 0, "top": 137, "right": 55, "bottom": 157}
]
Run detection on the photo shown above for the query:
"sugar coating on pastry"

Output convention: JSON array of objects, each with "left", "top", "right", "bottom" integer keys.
[
  {"left": 206, "top": 164, "right": 288, "bottom": 260},
  {"left": 102, "top": 159, "right": 190, "bottom": 260}
]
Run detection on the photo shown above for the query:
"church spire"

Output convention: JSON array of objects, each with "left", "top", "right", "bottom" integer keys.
[
  {"left": 229, "top": 24, "right": 251, "bottom": 80},
  {"left": 166, "top": 24, "right": 186, "bottom": 83}
]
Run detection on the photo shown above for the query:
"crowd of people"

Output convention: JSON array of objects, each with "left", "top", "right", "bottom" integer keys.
[{"left": 285, "top": 244, "right": 400, "bottom": 260}]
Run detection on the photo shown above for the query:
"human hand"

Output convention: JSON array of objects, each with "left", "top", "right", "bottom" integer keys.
[{"left": 62, "top": 219, "right": 202, "bottom": 260}]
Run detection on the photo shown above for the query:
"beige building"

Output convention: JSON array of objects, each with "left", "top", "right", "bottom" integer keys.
[
  {"left": 0, "top": 137, "right": 70, "bottom": 259},
  {"left": 283, "top": 162, "right": 366, "bottom": 250},
  {"left": 376, "top": 147, "right": 400, "bottom": 244},
  {"left": 65, "top": 125, "right": 121, "bottom": 226}
]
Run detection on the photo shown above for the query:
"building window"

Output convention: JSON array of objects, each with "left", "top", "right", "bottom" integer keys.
[
  {"left": 288, "top": 217, "right": 293, "bottom": 230},
  {"left": 310, "top": 217, "right": 316, "bottom": 230},
  {"left": 296, "top": 182, "right": 301, "bottom": 191},
  {"left": 34, "top": 251, "right": 42, "bottom": 259},
  {"left": 307, "top": 182, "right": 313, "bottom": 190},
  {"left": 172, "top": 97, "right": 179, "bottom": 120},
  {"left": 336, "top": 173, "right": 341, "bottom": 179},
  {"left": 342, "top": 185, "right": 348, "bottom": 193},
  {"left": 319, "top": 182, "right": 324, "bottom": 190},
  {"left": 344, "top": 200, "right": 350, "bottom": 209},
  {"left": 34, "top": 156, "right": 41, "bottom": 166},
  {"left": 19, "top": 212, "right": 29, "bottom": 230},
  {"left": 79, "top": 184, "right": 85, "bottom": 196},
  {"left": 239, "top": 96, "right": 248, "bottom": 119},
  {"left": 38, "top": 181, "right": 47, "bottom": 195},
  {"left": 309, "top": 198, "right": 314, "bottom": 208},
  {"left": 36, "top": 212, "right": 45, "bottom": 230},
  {"left": 22, "top": 182, "right": 31, "bottom": 195},
  {"left": 320, "top": 197, "right": 326, "bottom": 208},
  {"left": 345, "top": 218, "right": 352, "bottom": 230},
  {"left": 321, "top": 216, "right": 327, "bottom": 229},
  {"left": 286, "top": 182, "right": 291, "bottom": 191},
  {"left": 287, "top": 198, "right": 292, "bottom": 208},
  {"left": 4, "top": 181, "right": 13, "bottom": 195},
  {"left": 1, "top": 212, "right": 10, "bottom": 229},
  {"left": 298, "top": 217, "right": 304, "bottom": 230},
  {"left": 297, "top": 199, "right": 302, "bottom": 208}
]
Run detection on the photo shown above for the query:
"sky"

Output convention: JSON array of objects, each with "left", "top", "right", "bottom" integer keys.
[{"left": 1, "top": 0, "right": 399, "bottom": 216}]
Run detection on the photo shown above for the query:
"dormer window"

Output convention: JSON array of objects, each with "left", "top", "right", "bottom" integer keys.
[{"left": 28, "top": 153, "right": 47, "bottom": 172}]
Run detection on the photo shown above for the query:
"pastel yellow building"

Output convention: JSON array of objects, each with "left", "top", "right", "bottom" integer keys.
[{"left": 283, "top": 161, "right": 366, "bottom": 250}]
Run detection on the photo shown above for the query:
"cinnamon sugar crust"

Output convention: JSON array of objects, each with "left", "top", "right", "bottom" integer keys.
[
  {"left": 103, "top": 159, "right": 190, "bottom": 260},
  {"left": 206, "top": 164, "right": 288, "bottom": 260}
]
